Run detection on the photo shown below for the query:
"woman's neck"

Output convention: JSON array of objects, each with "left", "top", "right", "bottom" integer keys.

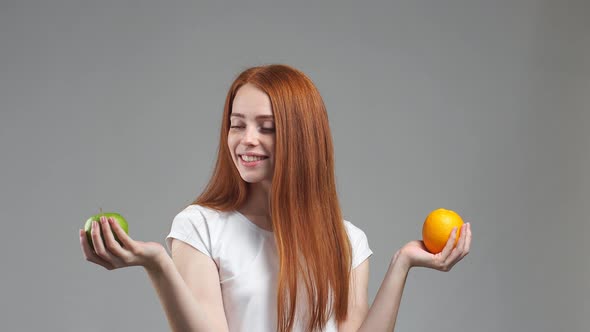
[{"left": 240, "top": 182, "right": 271, "bottom": 219}]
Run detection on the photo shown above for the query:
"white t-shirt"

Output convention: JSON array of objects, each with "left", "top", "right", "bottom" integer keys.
[{"left": 165, "top": 204, "right": 373, "bottom": 332}]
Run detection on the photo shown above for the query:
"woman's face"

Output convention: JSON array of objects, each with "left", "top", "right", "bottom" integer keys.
[{"left": 227, "top": 83, "right": 276, "bottom": 187}]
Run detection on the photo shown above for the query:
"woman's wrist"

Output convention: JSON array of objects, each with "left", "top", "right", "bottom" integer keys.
[
  {"left": 143, "top": 247, "right": 171, "bottom": 273},
  {"left": 391, "top": 249, "right": 412, "bottom": 272}
]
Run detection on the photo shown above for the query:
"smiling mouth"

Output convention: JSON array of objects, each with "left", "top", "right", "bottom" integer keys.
[{"left": 239, "top": 155, "right": 269, "bottom": 162}]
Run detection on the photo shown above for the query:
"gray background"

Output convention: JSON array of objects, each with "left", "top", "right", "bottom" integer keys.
[{"left": 1, "top": 0, "right": 588, "bottom": 331}]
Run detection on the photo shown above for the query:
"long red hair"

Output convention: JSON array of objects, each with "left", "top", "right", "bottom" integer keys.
[{"left": 191, "top": 64, "right": 353, "bottom": 332}]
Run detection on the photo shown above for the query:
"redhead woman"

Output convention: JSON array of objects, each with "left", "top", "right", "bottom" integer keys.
[{"left": 79, "top": 64, "right": 472, "bottom": 332}]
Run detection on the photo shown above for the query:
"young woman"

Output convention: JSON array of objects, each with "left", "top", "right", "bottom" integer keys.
[{"left": 79, "top": 64, "right": 472, "bottom": 332}]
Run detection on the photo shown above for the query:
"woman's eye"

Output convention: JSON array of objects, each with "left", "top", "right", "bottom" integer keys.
[{"left": 230, "top": 125, "right": 274, "bottom": 131}]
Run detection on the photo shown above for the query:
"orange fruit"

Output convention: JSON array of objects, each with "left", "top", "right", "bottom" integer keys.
[{"left": 422, "top": 208, "right": 464, "bottom": 254}]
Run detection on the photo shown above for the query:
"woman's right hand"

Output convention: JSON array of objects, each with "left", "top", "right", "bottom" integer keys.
[{"left": 79, "top": 216, "right": 167, "bottom": 272}]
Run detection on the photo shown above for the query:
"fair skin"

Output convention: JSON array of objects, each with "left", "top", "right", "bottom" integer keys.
[
  {"left": 79, "top": 83, "right": 472, "bottom": 332},
  {"left": 226, "top": 83, "right": 275, "bottom": 230}
]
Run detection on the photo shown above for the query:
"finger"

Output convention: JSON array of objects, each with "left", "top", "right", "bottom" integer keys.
[
  {"left": 79, "top": 228, "right": 115, "bottom": 270},
  {"left": 461, "top": 223, "right": 472, "bottom": 258},
  {"left": 439, "top": 227, "right": 458, "bottom": 260},
  {"left": 445, "top": 224, "right": 467, "bottom": 264},
  {"left": 108, "top": 217, "right": 137, "bottom": 252},
  {"left": 92, "top": 218, "right": 118, "bottom": 263},
  {"left": 100, "top": 217, "right": 127, "bottom": 258}
]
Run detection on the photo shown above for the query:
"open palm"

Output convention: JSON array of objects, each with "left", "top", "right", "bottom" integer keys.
[
  {"left": 80, "top": 216, "right": 166, "bottom": 271},
  {"left": 401, "top": 223, "right": 471, "bottom": 272}
]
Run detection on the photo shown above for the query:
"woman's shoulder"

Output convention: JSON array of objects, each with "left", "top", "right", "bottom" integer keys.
[
  {"left": 177, "top": 204, "right": 224, "bottom": 219},
  {"left": 166, "top": 204, "right": 232, "bottom": 257},
  {"left": 342, "top": 219, "right": 368, "bottom": 239},
  {"left": 174, "top": 204, "right": 262, "bottom": 235},
  {"left": 170, "top": 204, "right": 231, "bottom": 232},
  {"left": 176, "top": 203, "right": 213, "bottom": 213},
  {"left": 342, "top": 218, "right": 373, "bottom": 269}
]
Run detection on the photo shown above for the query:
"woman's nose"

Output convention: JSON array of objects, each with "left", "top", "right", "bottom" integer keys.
[{"left": 241, "top": 126, "right": 259, "bottom": 145}]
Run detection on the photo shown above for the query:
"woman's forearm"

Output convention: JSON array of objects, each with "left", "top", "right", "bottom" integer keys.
[
  {"left": 358, "top": 252, "right": 411, "bottom": 332},
  {"left": 144, "top": 252, "right": 220, "bottom": 332}
]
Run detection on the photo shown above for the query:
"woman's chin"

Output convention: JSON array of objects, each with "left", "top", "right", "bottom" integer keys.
[{"left": 240, "top": 176, "right": 272, "bottom": 186}]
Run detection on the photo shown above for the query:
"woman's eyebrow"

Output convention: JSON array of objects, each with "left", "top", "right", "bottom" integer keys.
[{"left": 230, "top": 113, "right": 274, "bottom": 120}]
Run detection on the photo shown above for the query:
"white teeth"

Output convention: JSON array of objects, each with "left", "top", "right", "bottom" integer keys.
[{"left": 241, "top": 155, "right": 266, "bottom": 162}]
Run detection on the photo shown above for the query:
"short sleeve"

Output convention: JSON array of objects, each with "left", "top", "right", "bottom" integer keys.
[
  {"left": 165, "top": 207, "right": 213, "bottom": 258},
  {"left": 344, "top": 220, "right": 373, "bottom": 269}
]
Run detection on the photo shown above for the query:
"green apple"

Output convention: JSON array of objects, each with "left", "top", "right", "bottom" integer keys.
[{"left": 84, "top": 212, "right": 129, "bottom": 251}]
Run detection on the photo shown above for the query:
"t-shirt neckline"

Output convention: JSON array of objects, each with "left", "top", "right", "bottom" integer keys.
[{"left": 233, "top": 210, "right": 274, "bottom": 236}]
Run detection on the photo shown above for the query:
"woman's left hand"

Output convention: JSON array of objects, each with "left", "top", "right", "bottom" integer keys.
[{"left": 398, "top": 223, "right": 472, "bottom": 271}]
